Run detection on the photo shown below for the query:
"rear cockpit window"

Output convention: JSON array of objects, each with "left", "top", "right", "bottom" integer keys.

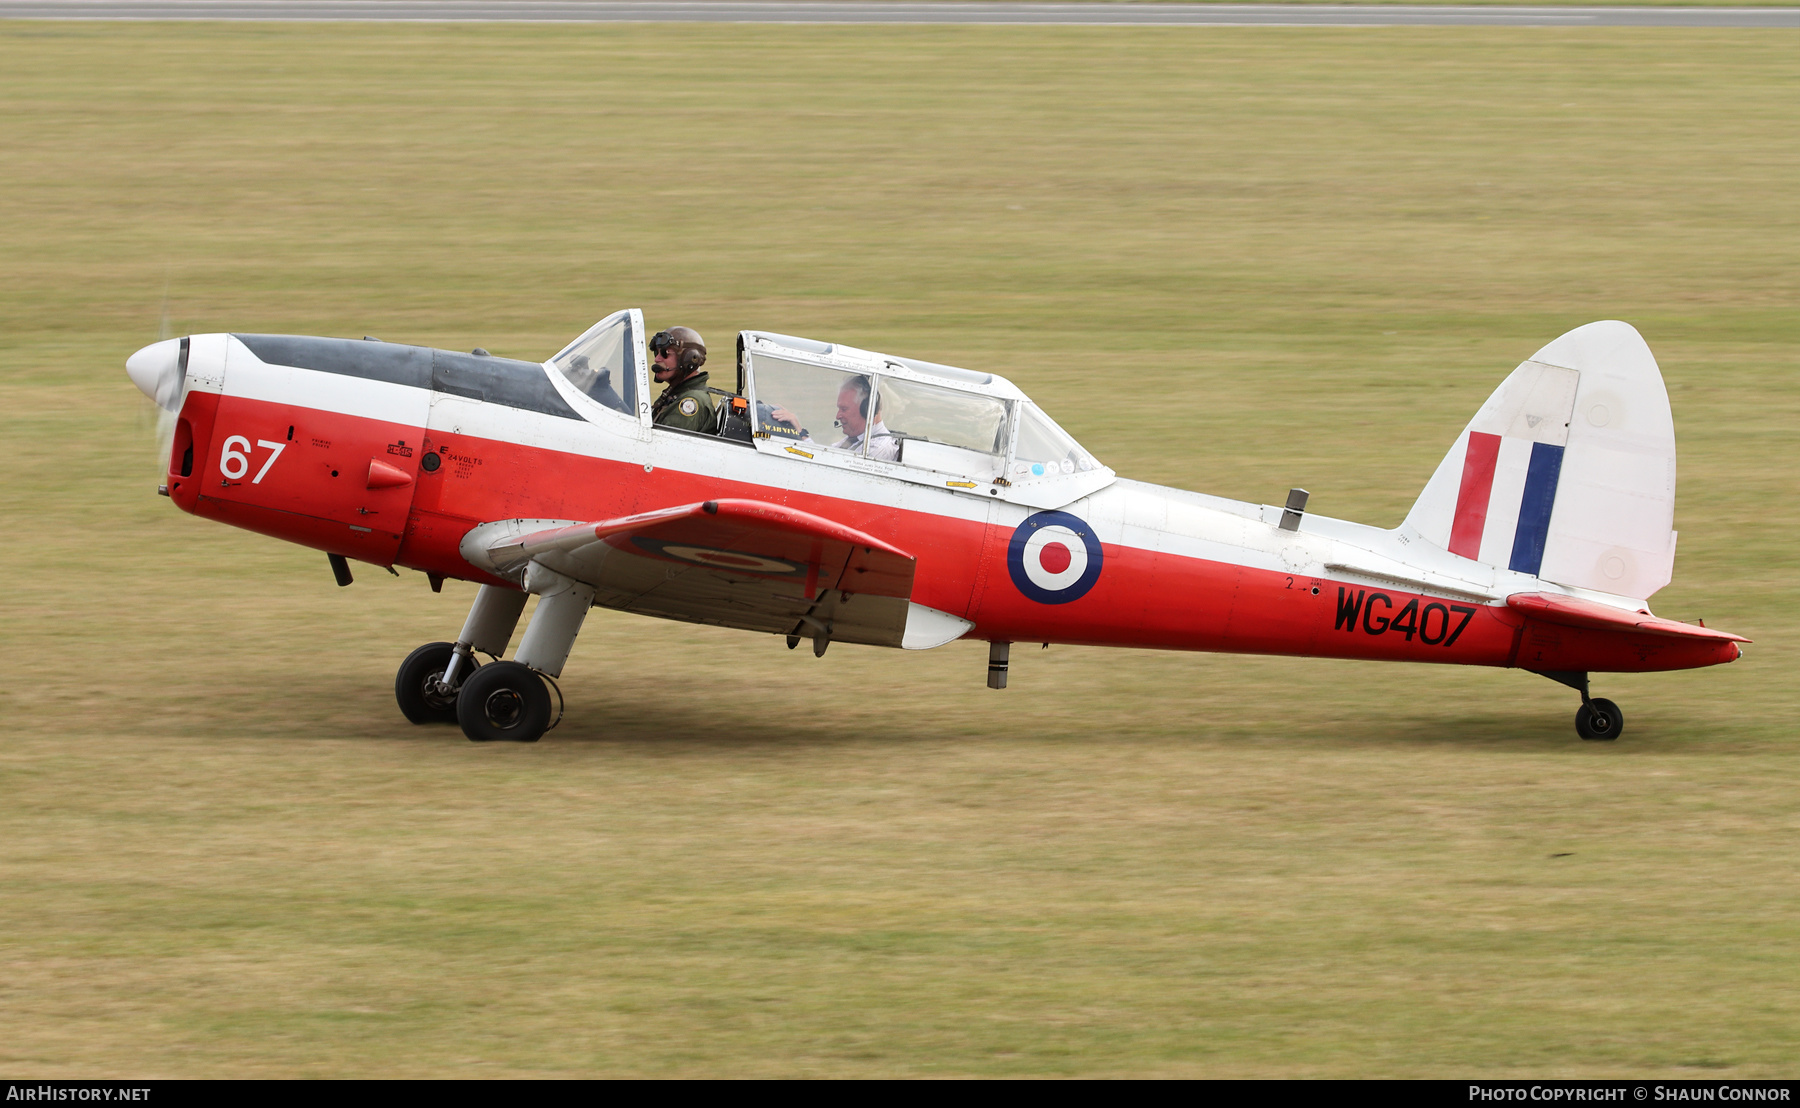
[
  {"left": 1012, "top": 404, "right": 1098, "bottom": 480},
  {"left": 749, "top": 353, "right": 1011, "bottom": 483},
  {"left": 752, "top": 356, "right": 885, "bottom": 457},
  {"left": 878, "top": 376, "right": 1010, "bottom": 482},
  {"left": 740, "top": 331, "right": 1109, "bottom": 499}
]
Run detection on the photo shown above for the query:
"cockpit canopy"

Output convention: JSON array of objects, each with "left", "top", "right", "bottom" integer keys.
[
  {"left": 740, "top": 332, "right": 1109, "bottom": 507},
  {"left": 547, "top": 312, "right": 1113, "bottom": 509}
]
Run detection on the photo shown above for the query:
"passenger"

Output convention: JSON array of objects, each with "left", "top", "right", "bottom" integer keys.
[
  {"left": 769, "top": 375, "right": 900, "bottom": 461},
  {"left": 648, "top": 326, "right": 716, "bottom": 431},
  {"left": 830, "top": 375, "right": 900, "bottom": 460}
]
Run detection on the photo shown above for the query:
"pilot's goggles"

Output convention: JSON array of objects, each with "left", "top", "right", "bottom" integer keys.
[{"left": 649, "top": 330, "right": 678, "bottom": 356}]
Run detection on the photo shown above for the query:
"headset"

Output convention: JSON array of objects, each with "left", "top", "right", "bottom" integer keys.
[{"left": 650, "top": 328, "right": 707, "bottom": 373}]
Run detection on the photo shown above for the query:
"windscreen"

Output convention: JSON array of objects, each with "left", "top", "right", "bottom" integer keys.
[{"left": 552, "top": 313, "right": 637, "bottom": 415}]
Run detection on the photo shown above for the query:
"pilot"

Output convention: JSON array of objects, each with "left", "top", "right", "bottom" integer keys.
[
  {"left": 649, "top": 326, "right": 716, "bottom": 431},
  {"left": 769, "top": 375, "right": 899, "bottom": 461}
]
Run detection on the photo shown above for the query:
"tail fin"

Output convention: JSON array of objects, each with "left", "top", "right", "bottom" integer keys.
[{"left": 1402, "top": 321, "right": 1677, "bottom": 601}]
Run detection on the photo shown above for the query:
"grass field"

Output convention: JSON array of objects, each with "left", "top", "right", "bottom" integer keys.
[{"left": 2, "top": 21, "right": 1798, "bottom": 1078}]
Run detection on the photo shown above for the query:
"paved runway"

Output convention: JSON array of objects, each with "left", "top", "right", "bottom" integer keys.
[{"left": 3, "top": 1, "right": 1797, "bottom": 28}]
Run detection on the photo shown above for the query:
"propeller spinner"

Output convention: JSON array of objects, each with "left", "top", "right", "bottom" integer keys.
[{"left": 127, "top": 336, "right": 186, "bottom": 411}]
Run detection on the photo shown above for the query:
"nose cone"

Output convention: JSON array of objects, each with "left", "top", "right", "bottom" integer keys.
[{"left": 127, "top": 337, "right": 184, "bottom": 411}]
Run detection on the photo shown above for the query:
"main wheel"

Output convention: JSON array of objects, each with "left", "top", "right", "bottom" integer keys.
[
  {"left": 1575, "top": 697, "right": 1625, "bottom": 741},
  {"left": 395, "top": 642, "right": 478, "bottom": 725},
  {"left": 456, "top": 661, "right": 552, "bottom": 743}
]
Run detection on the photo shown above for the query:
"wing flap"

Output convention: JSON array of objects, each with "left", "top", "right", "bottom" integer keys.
[{"left": 1506, "top": 592, "right": 1749, "bottom": 643}]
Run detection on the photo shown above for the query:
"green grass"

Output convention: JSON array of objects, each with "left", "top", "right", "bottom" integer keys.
[
  {"left": 1, "top": 21, "right": 1797, "bottom": 1077},
  {"left": 222, "top": 2, "right": 1800, "bottom": 9}
]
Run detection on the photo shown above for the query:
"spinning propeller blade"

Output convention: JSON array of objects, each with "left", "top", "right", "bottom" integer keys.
[{"left": 132, "top": 284, "right": 182, "bottom": 483}]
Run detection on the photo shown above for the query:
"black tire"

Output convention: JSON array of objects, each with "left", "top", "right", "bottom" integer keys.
[
  {"left": 396, "top": 642, "right": 477, "bottom": 725},
  {"left": 1576, "top": 698, "right": 1625, "bottom": 741},
  {"left": 456, "top": 661, "right": 551, "bottom": 743}
]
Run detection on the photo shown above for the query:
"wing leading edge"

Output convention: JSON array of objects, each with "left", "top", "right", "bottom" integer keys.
[{"left": 461, "top": 498, "right": 924, "bottom": 647}]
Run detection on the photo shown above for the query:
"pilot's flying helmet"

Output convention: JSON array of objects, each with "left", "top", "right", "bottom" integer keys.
[{"left": 650, "top": 326, "right": 707, "bottom": 373}]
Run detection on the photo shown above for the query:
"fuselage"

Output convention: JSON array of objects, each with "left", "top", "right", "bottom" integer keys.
[{"left": 147, "top": 331, "right": 1739, "bottom": 677}]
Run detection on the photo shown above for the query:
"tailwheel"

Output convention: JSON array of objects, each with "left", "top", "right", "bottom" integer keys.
[
  {"left": 456, "top": 660, "right": 552, "bottom": 743},
  {"left": 395, "top": 642, "right": 477, "bottom": 725},
  {"left": 1575, "top": 697, "right": 1625, "bottom": 742}
]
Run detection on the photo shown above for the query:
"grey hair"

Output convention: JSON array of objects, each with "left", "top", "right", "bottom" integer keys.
[{"left": 841, "top": 374, "right": 881, "bottom": 416}]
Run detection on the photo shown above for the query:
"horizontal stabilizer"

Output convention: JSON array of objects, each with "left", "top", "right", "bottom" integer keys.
[{"left": 1506, "top": 592, "right": 1749, "bottom": 643}]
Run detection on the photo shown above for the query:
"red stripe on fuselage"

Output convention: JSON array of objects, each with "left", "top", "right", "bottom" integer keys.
[
  {"left": 178, "top": 395, "right": 1736, "bottom": 675},
  {"left": 396, "top": 425, "right": 1534, "bottom": 666},
  {"left": 1448, "top": 431, "right": 1501, "bottom": 560}
]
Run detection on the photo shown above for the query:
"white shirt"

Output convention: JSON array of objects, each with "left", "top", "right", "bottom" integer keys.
[{"left": 831, "top": 420, "right": 901, "bottom": 462}]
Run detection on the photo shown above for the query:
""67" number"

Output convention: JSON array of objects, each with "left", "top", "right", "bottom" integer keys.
[{"left": 220, "top": 435, "right": 287, "bottom": 484}]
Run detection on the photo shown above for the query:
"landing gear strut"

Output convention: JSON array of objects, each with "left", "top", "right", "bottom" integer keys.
[
  {"left": 1531, "top": 670, "right": 1625, "bottom": 741},
  {"left": 397, "top": 572, "right": 594, "bottom": 745},
  {"left": 397, "top": 583, "right": 529, "bottom": 733}
]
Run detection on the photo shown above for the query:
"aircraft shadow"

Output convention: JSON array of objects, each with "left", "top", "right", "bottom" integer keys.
[{"left": 243, "top": 673, "right": 1736, "bottom": 754}]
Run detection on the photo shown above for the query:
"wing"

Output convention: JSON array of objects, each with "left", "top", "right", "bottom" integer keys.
[
  {"left": 461, "top": 498, "right": 919, "bottom": 647},
  {"left": 1506, "top": 592, "right": 1750, "bottom": 643}
]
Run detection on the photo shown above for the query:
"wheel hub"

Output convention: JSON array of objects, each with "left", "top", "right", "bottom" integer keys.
[
  {"left": 483, "top": 688, "right": 525, "bottom": 730},
  {"left": 421, "top": 676, "right": 458, "bottom": 711}
]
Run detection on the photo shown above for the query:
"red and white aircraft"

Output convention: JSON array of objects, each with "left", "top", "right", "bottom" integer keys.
[{"left": 127, "top": 312, "right": 1745, "bottom": 743}]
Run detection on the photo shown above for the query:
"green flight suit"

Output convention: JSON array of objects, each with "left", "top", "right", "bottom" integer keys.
[{"left": 651, "top": 370, "right": 717, "bottom": 432}]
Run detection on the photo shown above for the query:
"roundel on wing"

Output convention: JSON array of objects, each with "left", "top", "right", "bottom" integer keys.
[
  {"left": 629, "top": 537, "right": 806, "bottom": 578},
  {"left": 1007, "top": 510, "right": 1103, "bottom": 605}
]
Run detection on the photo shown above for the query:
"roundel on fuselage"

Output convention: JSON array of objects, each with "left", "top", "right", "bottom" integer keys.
[{"left": 1006, "top": 510, "right": 1103, "bottom": 605}]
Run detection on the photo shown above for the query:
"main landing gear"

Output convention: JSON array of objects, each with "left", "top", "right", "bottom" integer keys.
[
  {"left": 1532, "top": 670, "right": 1625, "bottom": 741},
  {"left": 394, "top": 641, "right": 478, "bottom": 725},
  {"left": 395, "top": 569, "right": 593, "bottom": 744},
  {"left": 456, "top": 662, "right": 553, "bottom": 743}
]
